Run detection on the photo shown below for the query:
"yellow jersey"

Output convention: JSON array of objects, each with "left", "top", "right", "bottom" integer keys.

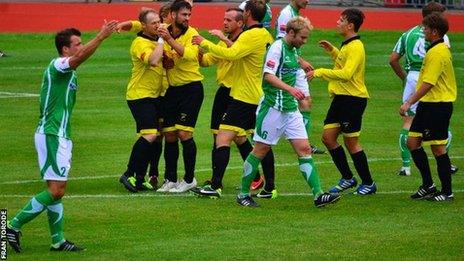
[
  {"left": 164, "top": 26, "right": 203, "bottom": 87},
  {"left": 418, "top": 40, "right": 457, "bottom": 102},
  {"left": 126, "top": 34, "right": 164, "bottom": 100},
  {"left": 314, "top": 36, "right": 369, "bottom": 98},
  {"left": 200, "top": 24, "right": 273, "bottom": 105},
  {"left": 129, "top": 21, "right": 168, "bottom": 96},
  {"left": 201, "top": 40, "right": 235, "bottom": 88}
]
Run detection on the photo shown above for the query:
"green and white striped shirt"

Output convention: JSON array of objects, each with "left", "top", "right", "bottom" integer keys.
[
  {"left": 393, "top": 25, "right": 450, "bottom": 72},
  {"left": 36, "top": 57, "right": 77, "bottom": 139},
  {"left": 262, "top": 39, "right": 300, "bottom": 112}
]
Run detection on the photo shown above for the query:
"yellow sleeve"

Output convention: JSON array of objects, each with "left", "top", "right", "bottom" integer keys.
[
  {"left": 200, "top": 53, "right": 218, "bottom": 67},
  {"left": 130, "top": 21, "right": 142, "bottom": 33},
  {"left": 314, "top": 46, "right": 362, "bottom": 81},
  {"left": 421, "top": 53, "right": 442, "bottom": 86},
  {"left": 132, "top": 39, "right": 153, "bottom": 65},
  {"left": 200, "top": 32, "right": 255, "bottom": 61},
  {"left": 328, "top": 47, "right": 340, "bottom": 60}
]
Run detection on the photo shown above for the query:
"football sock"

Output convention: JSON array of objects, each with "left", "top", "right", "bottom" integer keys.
[
  {"left": 328, "top": 146, "right": 354, "bottom": 180},
  {"left": 436, "top": 153, "right": 452, "bottom": 195},
  {"left": 351, "top": 150, "right": 373, "bottom": 185},
  {"left": 211, "top": 146, "right": 230, "bottom": 190},
  {"left": 399, "top": 128, "right": 411, "bottom": 167},
  {"left": 181, "top": 138, "right": 197, "bottom": 183},
  {"left": 262, "top": 149, "right": 275, "bottom": 191},
  {"left": 240, "top": 153, "right": 261, "bottom": 196},
  {"left": 411, "top": 147, "right": 433, "bottom": 187},
  {"left": 10, "top": 190, "right": 55, "bottom": 230},
  {"left": 131, "top": 137, "right": 152, "bottom": 187},
  {"left": 446, "top": 128, "right": 452, "bottom": 152},
  {"left": 46, "top": 200, "right": 65, "bottom": 245},
  {"left": 237, "top": 139, "right": 253, "bottom": 161},
  {"left": 149, "top": 140, "right": 163, "bottom": 177},
  {"left": 299, "top": 156, "right": 323, "bottom": 199},
  {"left": 164, "top": 140, "right": 179, "bottom": 182},
  {"left": 301, "top": 110, "right": 312, "bottom": 135}
]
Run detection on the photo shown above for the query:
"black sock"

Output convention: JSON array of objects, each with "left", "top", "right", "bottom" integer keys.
[
  {"left": 411, "top": 147, "right": 433, "bottom": 187},
  {"left": 181, "top": 138, "right": 196, "bottom": 183},
  {"left": 237, "top": 140, "right": 261, "bottom": 182},
  {"left": 211, "top": 146, "right": 230, "bottom": 190},
  {"left": 129, "top": 137, "right": 152, "bottom": 187},
  {"left": 211, "top": 139, "right": 216, "bottom": 173},
  {"left": 237, "top": 139, "right": 253, "bottom": 161},
  {"left": 261, "top": 149, "right": 275, "bottom": 191},
  {"left": 436, "top": 153, "right": 452, "bottom": 195},
  {"left": 164, "top": 140, "right": 179, "bottom": 183},
  {"left": 148, "top": 141, "right": 162, "bottom": 177},
  {"left": 328, "top": 146, "right": 354, "bottom": 180},
  {"left": 350, "top": 150, "right": 373, "bottom": 185}
]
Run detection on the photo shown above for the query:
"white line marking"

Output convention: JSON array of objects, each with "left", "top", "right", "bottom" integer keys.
[
  {"left": 1, "top": 155, "right": 462, "bottom": 185},
  {"left": 0, "top": 190, "right": 463, "bottom": 199},
  {"left": 0, "top": 91, "right": 39, "bottom": 98}
]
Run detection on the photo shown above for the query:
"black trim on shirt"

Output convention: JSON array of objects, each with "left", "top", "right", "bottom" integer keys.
[
  {"left": 137, "top": 31, "right": 158, "bottom": 42},
  {"left": 341, "top": 35, "right": 360, "bottom": 47},
  {"left": 426, "top": 38, "right": 444, "bottom": 52},
  {"left": 246, "top": 23, "right": 264, "bottom": 30}
]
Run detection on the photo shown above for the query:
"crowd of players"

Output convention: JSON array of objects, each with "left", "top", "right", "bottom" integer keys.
[{"left": 5, "top": 0, "right": 457, "bottom": 253}]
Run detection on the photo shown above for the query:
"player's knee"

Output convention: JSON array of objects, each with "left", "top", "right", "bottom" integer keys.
[
  {"left": 297, "top": 146, "right": 312, "bottom": 157},
  {"left": 407, "top": 138, "right": 420, "bottom": 151},
  {"left": 431, "top": 145, "right": 446, "bottom": 157},
  {"left": 142, "top": 134, "right": 157, "bottom": 143},
  {"left": 178, "top": 130, "right": 192, "bottom": 141},
  {"left": 164, "top": 132, "right": 178, "bottom": 142},
  {"left": 233, "top": 136, "right": 247, "bottom": 145},
  {"left": 49, "top": 188, "right": 65, "bottom": 200}
]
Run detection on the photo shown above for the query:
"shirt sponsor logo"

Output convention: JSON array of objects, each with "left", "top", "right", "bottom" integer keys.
[
  {"left": 266, "top": 60, "right": 276, "bottom": 69},
  {"left": 69, "top": 82, "right": 78, "bottom": 91}
]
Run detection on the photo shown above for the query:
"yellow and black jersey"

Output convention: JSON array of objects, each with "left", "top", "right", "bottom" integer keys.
[
  {"left": 314, "top": 36, "right": 369, "bottom": 99},
  {"left": 201, "top": 40, "right": 234, "bottom": 88},
  {"left": 418, "top": 40, "right": 457, "bottom": 102},
  {"left": 164, "top": 26, "right": 204, "bottom": 87},
  {"left": 200, "top": 24, "right": 273, "bottom": 105},
  {"left": 126, "top": 34, "right": 164, "bottom": 100}
]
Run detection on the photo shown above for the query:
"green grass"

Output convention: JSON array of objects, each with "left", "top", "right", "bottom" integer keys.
[{"left": 0, "top": 29, "right": 463, "bottom": 260}]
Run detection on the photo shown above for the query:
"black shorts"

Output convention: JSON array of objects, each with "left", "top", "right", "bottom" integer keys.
[
  {"left": 324, "top": 95, "right": 367, "bottom": 137},
  {"left": 162, "top": 81, "right": 204, "bottom": 132},
  {"left": 127, "top": 97, "right": 160, "bottom": 135},
  {"left": 409, "top": 102, "right": 452, "bottom": 145},
  {"left": 220, "top": 99, "right": 257, "bottom": 136},
  {"left": 210, "top": 86, "right": 232, "bottom": 134}
]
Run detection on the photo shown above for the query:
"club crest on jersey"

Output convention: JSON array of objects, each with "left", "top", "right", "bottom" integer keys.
[
  {"left": 279, "top": 24, "right": 286, "bottom": 32},
  {"left": 266, "top": 60, "right": 276, "bottom": 69},
  {"left": 68, "top": 82, "right": 78, "bottom": 90}
]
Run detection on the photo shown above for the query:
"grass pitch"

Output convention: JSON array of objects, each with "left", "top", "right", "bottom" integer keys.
[{"left": 0, "top": 29, "right": 463, "bottom": 260}]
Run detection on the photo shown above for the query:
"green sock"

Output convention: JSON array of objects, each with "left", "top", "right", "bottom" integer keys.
[
  {"left": 10, "top": 190, "right": 55, "bottom": 230},
  {"left": 240, "top": 153, "right": 261, "bottom": 196},
  {"left": 47, "top": 200, "right": 65, "bottom": 245},
  {"left": 301, "top": 111, "right": 312, "bottom": 136},
  {"left": 299, "top": 156, "right": 323, "bottom": 199},
  {"left": 399, "top": 128, "right": 411, "bottom": 167},
  {"left": 446, "top": 128, "right": 452, "bottom": 152}
]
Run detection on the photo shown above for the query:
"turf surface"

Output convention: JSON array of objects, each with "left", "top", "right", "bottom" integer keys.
[{"left": 0, "top": 29, "right": 463, "bottom": 260}]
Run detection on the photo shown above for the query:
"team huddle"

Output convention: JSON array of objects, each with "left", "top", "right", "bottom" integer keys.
[{"left": 6, "top": 0, "right": 458, "bottom": 254}]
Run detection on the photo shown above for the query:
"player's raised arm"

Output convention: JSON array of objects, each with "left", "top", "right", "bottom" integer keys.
[{"left": 69, "top": 20, "right": 118, "bottom": 69}]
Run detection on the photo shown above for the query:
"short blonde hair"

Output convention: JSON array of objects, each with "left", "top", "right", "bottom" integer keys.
[{"left": 285, "top": 16, "right": 313, "bottom": 34}]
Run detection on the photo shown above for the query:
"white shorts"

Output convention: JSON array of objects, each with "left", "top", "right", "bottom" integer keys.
[
  {"left": 403, "top": 71, "right": 419, "bottom": 115},
  {"left": 295, "top": 68, "right": 310, "bottom": 97},
  {"left": 253, "top": 104, "right": 308, "bottom": 145},
  {"left": 35, "top": 133, "right": 72, "bottom": 181}
]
